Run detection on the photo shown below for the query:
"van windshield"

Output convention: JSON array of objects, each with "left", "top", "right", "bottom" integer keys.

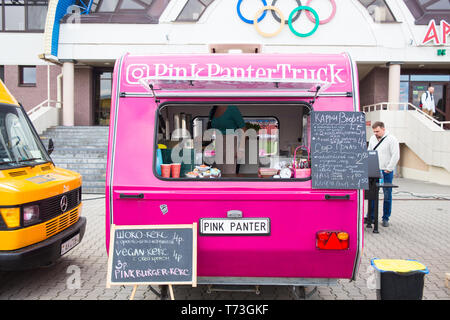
[{"left": 0, "top": 104, "right": 51, "bottom": 169}]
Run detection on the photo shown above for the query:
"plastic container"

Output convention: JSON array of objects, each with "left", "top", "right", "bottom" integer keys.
[
  {"left": 371, "top": 259, "right": 429, "bottom": 300},
  {"left": 156, "top": 149, "right": 163, "bottom": 175}
]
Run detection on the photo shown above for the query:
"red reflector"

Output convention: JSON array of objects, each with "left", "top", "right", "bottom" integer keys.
[
  {"left": 316, "top": 231, "right": 349, "bottom": 250},
  {"left": 325, "top": 232, "right": 342, "bottom": 250},
  {"left": 317, "top": 231, "right": 330, "bottom": 241}
]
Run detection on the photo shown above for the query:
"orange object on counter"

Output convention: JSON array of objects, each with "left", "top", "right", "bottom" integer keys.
[
  {"left": 161, "top": 164, "right": 171, "bottom": 178},
  {"left": 171, "top": 163, "right": 181, "bottom": 178}
]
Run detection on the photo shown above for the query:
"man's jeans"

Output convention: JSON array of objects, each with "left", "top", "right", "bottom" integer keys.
[{"left": 369, "top": 171, "right": 394, "bottom": 222}]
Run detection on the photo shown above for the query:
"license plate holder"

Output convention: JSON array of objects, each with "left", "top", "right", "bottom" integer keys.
[
  {"left": 61, "top": 233, "right": 80, "bottom": 256},
  {"left": 199, "top": 218, "right": 270, "bottom": 236}
]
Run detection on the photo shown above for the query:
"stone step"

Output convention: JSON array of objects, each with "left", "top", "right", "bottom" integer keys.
[
  {"left": 82, "top": 187, "right": 105, "bottom": 194},
  {"left": 51, "top": 152, "right": 107, "bottom": 159},
  {"left": 82, "top": 181, "right": 106, "bottom": 188},
  {"left": 45, "top": 143, "right": 108, "bottom": 147},
  {"left": 70, "top": 168, "right": 107, "bottom": 175},
  {"left": 43, "top": 134, "right": 108, "bottom": 140},
  {"left": 42, "top": 135, "right": 108, "bottom": 140},
  {"left": 80, "top": 174, "right": 106, "bottom": 181},
  {"left": 52, "top": 157, "right": 107, "bottom": 164},
  {"left": 44, "top": 134, "right": 108, "bottom": 139},
  {"left": 50, "top": 144, "right": 108, "bottom": 148},
  {"left": 55, "top": 163, "right": 107, "bottom": 169},
  {"left": 42, "top": 126, "right": 108, "bottom": 194},
  {"left": 47, "top": 126, "right": 109, "bottom": 131}
]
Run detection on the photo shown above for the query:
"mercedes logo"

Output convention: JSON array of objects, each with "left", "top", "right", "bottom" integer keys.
[{"left": 60, "top": 195, "right": 68, "bottom": 212}]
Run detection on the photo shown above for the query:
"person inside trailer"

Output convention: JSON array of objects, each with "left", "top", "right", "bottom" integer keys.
[{"left": 208, "top": 105, "right": 246, "bottom": 175}]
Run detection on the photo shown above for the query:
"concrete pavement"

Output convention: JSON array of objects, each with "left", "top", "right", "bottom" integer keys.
[{"left": 0, "top": 178, "right": 449, "bottom": 300}]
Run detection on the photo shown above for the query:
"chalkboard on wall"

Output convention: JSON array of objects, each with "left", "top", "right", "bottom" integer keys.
[
  {"left": 311, "top": 111, "right": 369, "bottom": 190},
  {"left": 106, "top": 224, "right": 197, "bottom": 287}
]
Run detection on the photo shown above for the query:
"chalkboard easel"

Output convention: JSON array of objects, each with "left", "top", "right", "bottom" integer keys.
[{"left": 106, "top": 224, "right": 198, "bottom": 300}]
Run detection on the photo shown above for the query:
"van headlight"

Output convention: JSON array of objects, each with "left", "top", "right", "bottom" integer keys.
[{"left": 23, "top": 205, "right": 40, "bottom": 226}]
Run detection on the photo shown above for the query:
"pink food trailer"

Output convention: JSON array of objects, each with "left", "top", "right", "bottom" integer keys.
[{"left": 106, "top": 52, "right": 363, "bottom": 295}]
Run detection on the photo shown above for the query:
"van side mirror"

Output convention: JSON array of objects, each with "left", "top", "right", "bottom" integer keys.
[{"left": 47, "top": 138, "right": 54, "bottom": 155}]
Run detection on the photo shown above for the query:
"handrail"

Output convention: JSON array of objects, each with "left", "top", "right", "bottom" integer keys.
[
  {"left": 27, "top": 99, "right": 61, "bottom": 117},
  {"left": 362, "top": 102, "right": 450, "bottom": 130},
  {"left": 75, "top": 0, "right": 94, "bottom": 15}
]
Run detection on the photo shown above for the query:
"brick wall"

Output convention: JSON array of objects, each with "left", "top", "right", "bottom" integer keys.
[
  {"left": 359, "top": 67, "right": 389, "bottom": 107},
  {"left": 74, "top": 66, "right": 94, "bottom": 126},
  {"left": 3, "top": 64, "right": 62, "bottom": 112}
]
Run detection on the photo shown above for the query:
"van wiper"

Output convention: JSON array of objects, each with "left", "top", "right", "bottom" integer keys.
[
  {"left": 18, "top": 158, "right": 42, "bottom": 163},
  {"left": 0, "top": 160, "right": 16, "bottom": 165}
]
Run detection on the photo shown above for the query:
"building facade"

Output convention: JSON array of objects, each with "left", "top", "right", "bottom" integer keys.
[{"left": 1, "top": 0, "right": 449, "bottom": 182}]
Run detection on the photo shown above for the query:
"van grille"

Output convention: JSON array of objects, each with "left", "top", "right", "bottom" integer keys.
[
  {"left": 9, "top": 170, "right": 27, "bottom": 177},
  {"left": 39, "top": 188, "right": 81, "bottom": 222},
  {"left": 45, "top": 209, "right": 79, "bottom": 238}
]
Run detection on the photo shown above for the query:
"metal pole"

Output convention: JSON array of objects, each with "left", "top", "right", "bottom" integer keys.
[
  {"left": 47, "top": 63, "right": 51, "bottom": 107},
  {"left": 373, "top": 185, "right": 379, "bottom": 234}
]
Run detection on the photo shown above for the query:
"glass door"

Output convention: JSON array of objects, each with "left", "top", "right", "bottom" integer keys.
[
  {"left": 410, "top": 82, "right": 447, "bottom": 122},
  {"left": 94, "top": 69, "right": 113, "bottom": 126},
  {"left": 411, "top": 83, "right": 428, "bottom": 108}
]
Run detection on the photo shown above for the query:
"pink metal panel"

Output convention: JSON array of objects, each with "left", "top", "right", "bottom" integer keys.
[{"left": 106, "top": 53, "right": 362, "bottom": 280}]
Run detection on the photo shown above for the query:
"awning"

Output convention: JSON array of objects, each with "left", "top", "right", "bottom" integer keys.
[{"left": 136, "top": 76, "right": 334, "bottom": 99}]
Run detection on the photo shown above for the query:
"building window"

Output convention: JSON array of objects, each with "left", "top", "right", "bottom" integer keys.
[
  {"left": 73, "top": 0, "right": 171, "bottom": 23},
  {"left": 176, "top": 0, "right": 215, "bottom": 22},
  {"left": 404, "top": 0, "right": 450, "bottom": 24},
  {"left": 0, "top": 66, "right": 4, "bottom": 82},
  {"left": 96, "top": 0, "right": 118, "bottom": 12},
  {"left": 19, "top": 66, "right": 36, "bottom": 86},
  {"left": 0, "top": 0, "right": 48, "bottom": 32},
  {"left": 359, "top": 0, "right": 397, "bottom": 22}
]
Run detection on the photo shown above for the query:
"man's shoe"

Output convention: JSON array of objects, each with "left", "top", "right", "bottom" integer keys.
[{"left": 382, "top": 220, "right": 389, "bottom": 227}]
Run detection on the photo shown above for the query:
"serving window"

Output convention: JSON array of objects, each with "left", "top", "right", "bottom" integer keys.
[{"left": 154, "top": 103, "right": 312, "bottom": 181}]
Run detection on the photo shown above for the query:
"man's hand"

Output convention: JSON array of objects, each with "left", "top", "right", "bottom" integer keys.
[{"left": 384, "top": 170, "right": 391, "bottom": 173}]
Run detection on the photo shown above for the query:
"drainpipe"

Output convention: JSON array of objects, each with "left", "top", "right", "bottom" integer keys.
[{"left": 47, "top": 63, "right": 51, "bottom": 107}]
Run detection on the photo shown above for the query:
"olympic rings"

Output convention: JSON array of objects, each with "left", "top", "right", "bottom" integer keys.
[
  {"left": 289, "top": 6, "right": 319, "bottom": 38},
  {"left": 270, "top": 0, "right": 302, "bottom": 25},
  {"left": 237, "top": 0, "right": 268, "bottom": 24},
  {"left": 254, "top": 6, "right": 285, "bottom": 38},
  {"left": 237, "top": 0, "right": 337, "bottom": 37},
  {"left": 305, "top": 0, "right": 336, "bottom": 25}
]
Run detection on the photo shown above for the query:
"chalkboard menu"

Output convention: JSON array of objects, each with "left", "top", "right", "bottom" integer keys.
[
  {"left": 311, "top": 111, "right": 369, "bottom": 190},
  {"left": 106, "top": 224, "right": 197, "bottom": 287}
]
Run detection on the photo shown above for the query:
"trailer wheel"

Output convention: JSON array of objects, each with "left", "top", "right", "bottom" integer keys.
[
  {"left": 292, "top": 286, "right": 306, "bottom": 300},
  {"left": 292, "top": 286, "right": 318, "bottom": 300},
  {"left": 147, "top": 285, "right": 169, "bottom": 300},
  {"left": 159, "top": 285, "right": 169, "bottom": 300}
]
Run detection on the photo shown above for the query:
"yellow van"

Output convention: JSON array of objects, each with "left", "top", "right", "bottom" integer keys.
[{"left": 0, "top": 80, "right": 86, "bottom": 271}]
